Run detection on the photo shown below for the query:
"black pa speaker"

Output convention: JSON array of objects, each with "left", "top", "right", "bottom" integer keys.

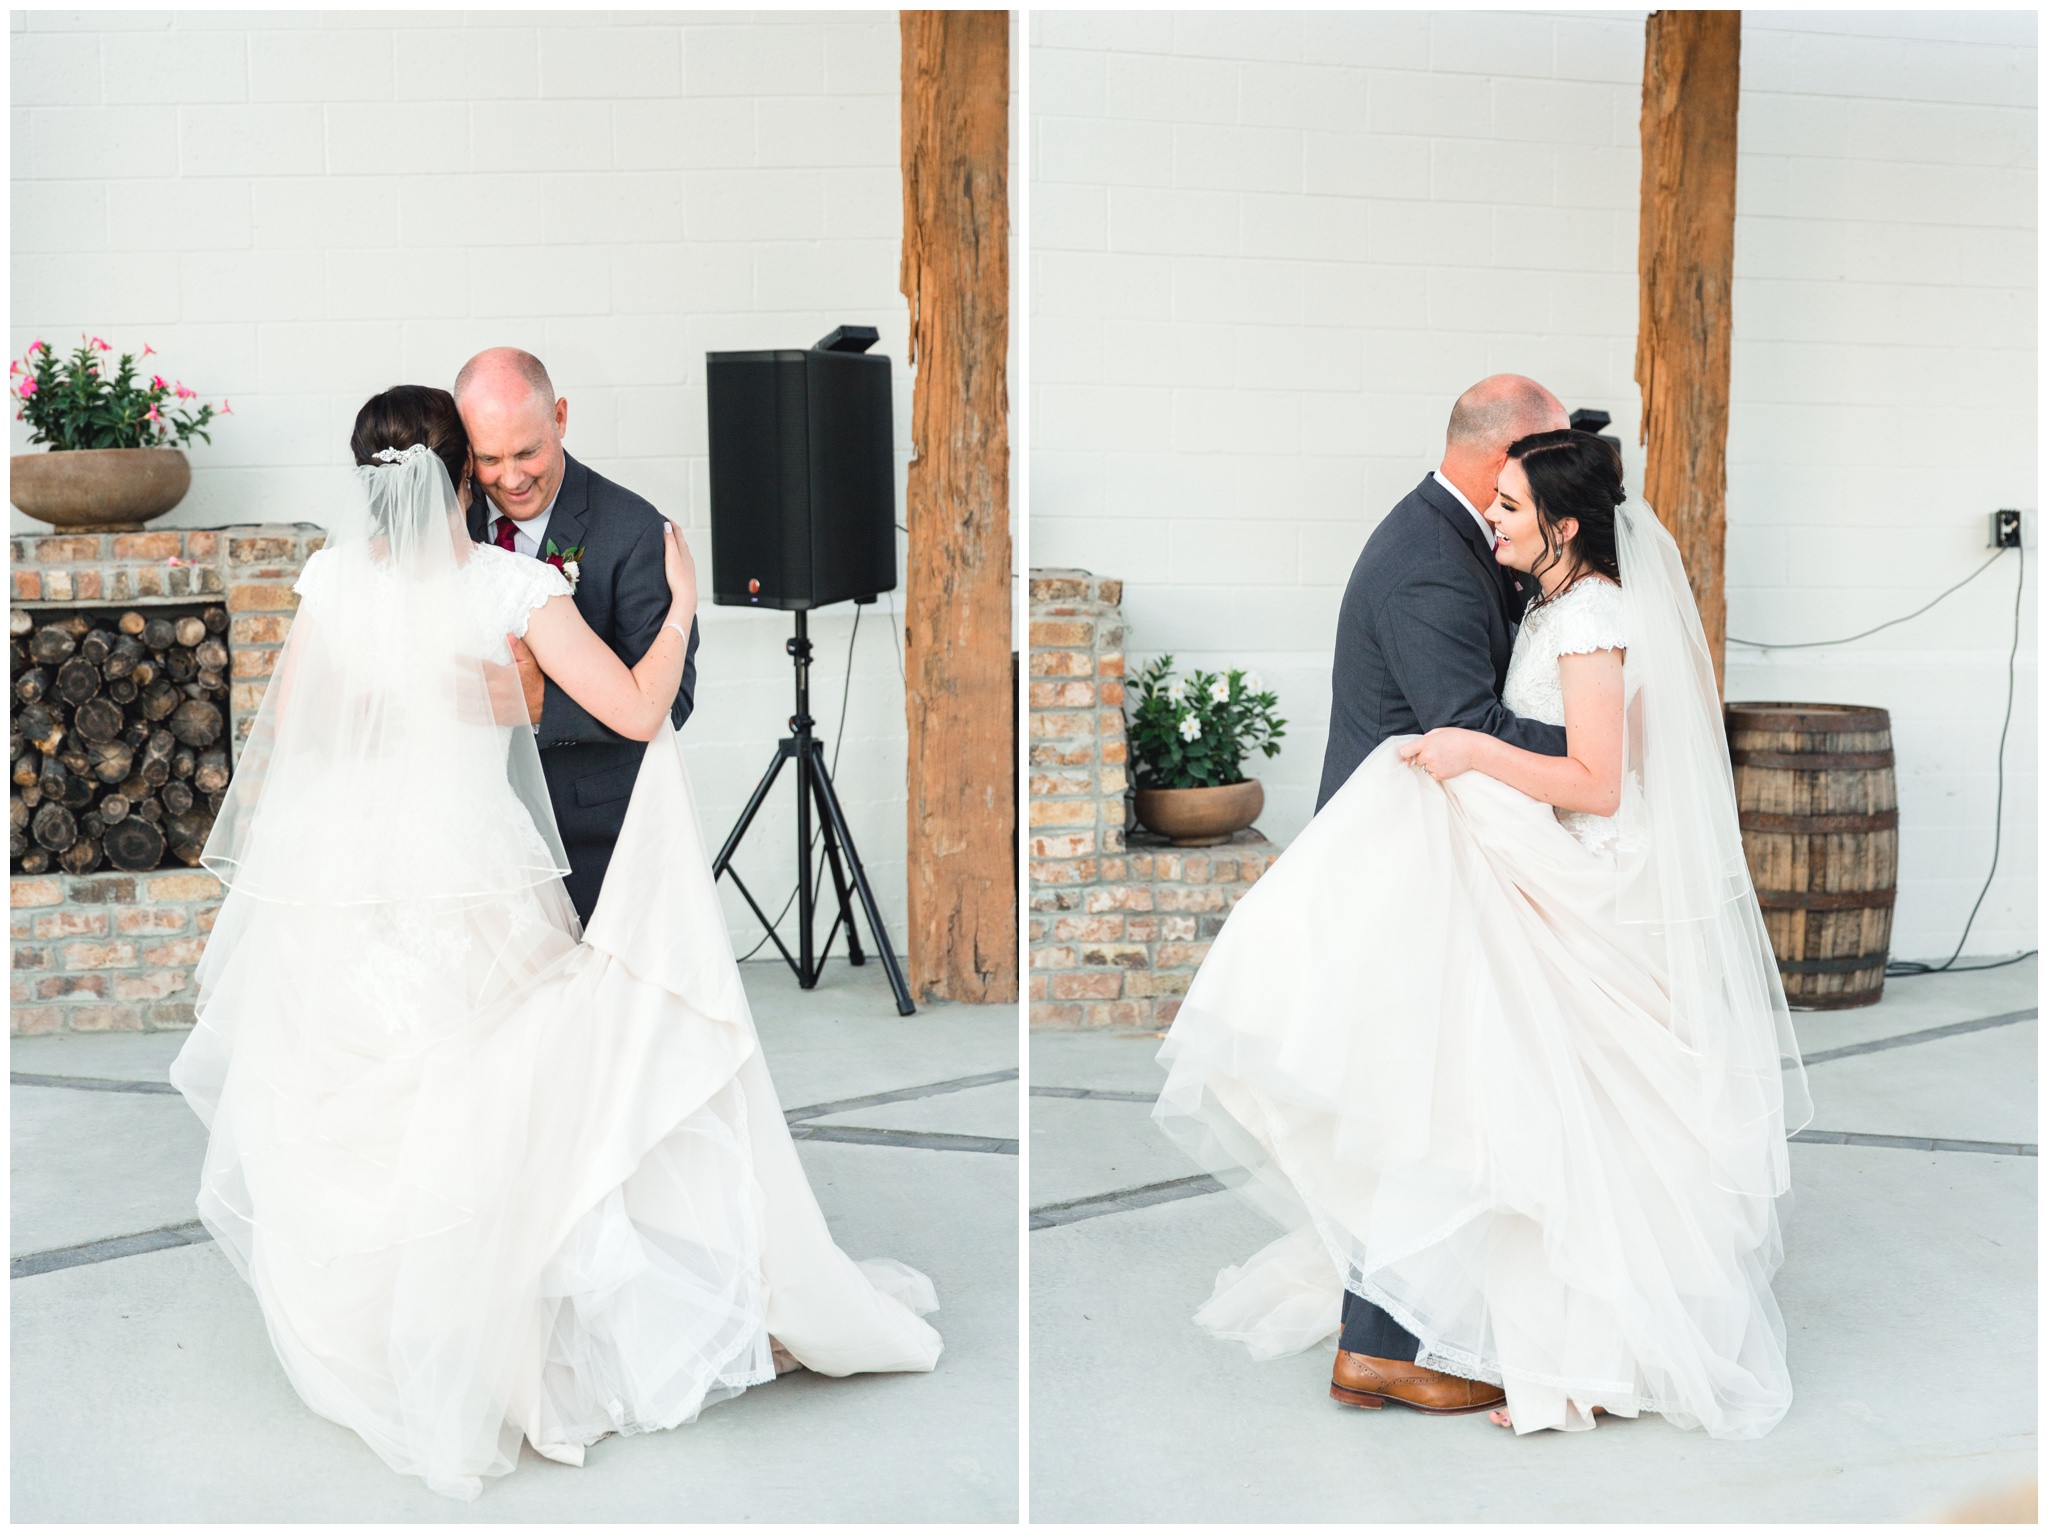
[{"left": 705, "top": 327, "right": 898, "bottom": 611}]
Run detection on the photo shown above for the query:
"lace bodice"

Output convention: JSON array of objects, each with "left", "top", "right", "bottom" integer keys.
[
  {"left": 294, "top": 544, "right": 569, "bottom": 662},
  {"left": 1501, "top": 578, "right": 1628, "bottom": 852},
  {"left": 459, "top": 545, "right": 571, "bottom": 658}
]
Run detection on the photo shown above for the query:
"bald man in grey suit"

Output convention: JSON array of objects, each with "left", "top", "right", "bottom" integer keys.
[
  {"left": 1318, "top": 375, "right": 1573, "bottom": 1418},
  {"left": 457, "top": 347, "right": 701, "bottom": 926}
]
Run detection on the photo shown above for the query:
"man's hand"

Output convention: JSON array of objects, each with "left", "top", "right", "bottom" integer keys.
[
  {"left": 510, "top": 633, "right": 545, "bottom": 725},
  {"left": 474, "top": 635, "right": 545, "bottom": 728}
]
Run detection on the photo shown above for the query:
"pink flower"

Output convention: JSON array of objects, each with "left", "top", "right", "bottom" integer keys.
[
  {"left": 220, "top": 399, "right": 233, "bottom": 415},
  {"left": 30, "top": 339, "right": 46, "bottom": 354},
  {"left": 18, "top": 379, "right": 37, "bottom": 397},
  {"left": 90, "top": 336, "right": 111, "bottom": 352},
  {"left": 174, "top": 382, "right": 195, "bottom": 400},
  {"left": 145, "top": 403, "right": 162, "bottom": 423},
  {"left": 150, "top": 375, "right": 166, "bottom": 391},
  {"left": 142, "top": 344, "right": 156, "bottom": 357},
  {"left": 8, "top": 361, "right": 17, "bottom": 377}
]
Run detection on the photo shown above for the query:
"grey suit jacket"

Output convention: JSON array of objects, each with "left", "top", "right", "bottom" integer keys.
[
  {"left": 1315, "top": 474, "right": 1568, "bottom": 810},
  {"left": 465, "top": 450, "right": 700, "bottom": 744}
]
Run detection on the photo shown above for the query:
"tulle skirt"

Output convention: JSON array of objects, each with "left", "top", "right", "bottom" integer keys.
[
  {"left": 1155, "top": 741, "right": 1794, "bottom": 1437},
  {"left": 169, "top": 728, "right": 941, "bottom": 1500}
]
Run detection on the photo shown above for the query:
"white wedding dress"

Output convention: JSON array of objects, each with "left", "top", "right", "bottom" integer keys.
[
  {"left": 168, "top": 452, "right": 939, "bottom": 1500},
  {"left": 1155, "top": 508, "right": 1810, "bottom": 1439}
]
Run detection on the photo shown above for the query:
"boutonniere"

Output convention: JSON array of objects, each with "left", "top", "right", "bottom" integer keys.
[{"left": 543, "top": 538, "right": 585, "bottom": 593}]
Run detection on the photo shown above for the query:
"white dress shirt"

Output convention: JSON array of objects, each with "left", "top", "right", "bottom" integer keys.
[
  {"left": 1433, "top": 469, "right": 1496, "bottom": 549},
  {"left": 490, "top": 493, "right": 558, "bottom": 559}
]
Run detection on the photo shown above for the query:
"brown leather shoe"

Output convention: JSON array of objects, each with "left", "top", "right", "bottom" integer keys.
[{"left": 1330, "top": 1349, "right": 1505, "bottom": 1415}]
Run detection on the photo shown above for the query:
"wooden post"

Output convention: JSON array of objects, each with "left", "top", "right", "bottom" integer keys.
[
  {"left": 1636, "top": 9, "right": 1741, "bottom": 694},
  {"left": 899, "top": 10, "right": 1016, "bottom": 1003}
]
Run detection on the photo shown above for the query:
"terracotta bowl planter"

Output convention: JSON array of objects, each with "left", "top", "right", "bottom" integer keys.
[
  {"left": 11, "top": 448, "right": 192, "bottom": 532},
  {"left": 1133, "top": 778, "right": 1265, "bottom": 847}
]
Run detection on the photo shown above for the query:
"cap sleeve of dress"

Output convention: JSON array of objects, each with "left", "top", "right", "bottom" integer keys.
[
  {"left": 1550, "top": 578, "right": 1628, "bottom": 656},
  {"left": 291, "top": 548, "right": 329, "bottom": 604},
  {"left": 506, "top": 553, "right": 572, "bottom": 640}
]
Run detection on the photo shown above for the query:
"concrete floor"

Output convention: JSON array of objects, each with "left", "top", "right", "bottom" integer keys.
[
  {"left": 12, "top": 963, "right": 1020, "bottom": 1523},
  {"left": 1030, "top": 960, "right": 2038, "bottom": 1524}
]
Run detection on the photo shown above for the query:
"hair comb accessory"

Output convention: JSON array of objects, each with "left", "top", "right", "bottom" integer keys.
[{"left": 371, "top": 443, "right": 431, "bottom": 465}]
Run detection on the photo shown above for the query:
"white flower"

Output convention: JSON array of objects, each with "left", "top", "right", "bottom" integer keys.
[
  {"left": 1165, "top": 678, "right": 1187, "bottom": 703},
  {"left": 1177, "top": 713, "right": 1203, "bottom": 742},
  {"left": 1208, "top": 677, "right": 1231, "bottom": 704},
  {"left": 1242, "top": 669, "right": 1263, "bottom": 693},
  {"left": 562, "top": 560, "right": 580, "bottom": 583}
]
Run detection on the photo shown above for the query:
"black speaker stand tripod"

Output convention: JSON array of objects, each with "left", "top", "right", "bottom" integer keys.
[{"left": 711, "top": 609, "right": 915, "bottom": 1016}]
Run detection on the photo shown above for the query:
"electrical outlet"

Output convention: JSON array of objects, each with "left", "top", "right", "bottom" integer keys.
[{"left": 1991, "top": 509, "right": 2023, "bottom": 550}]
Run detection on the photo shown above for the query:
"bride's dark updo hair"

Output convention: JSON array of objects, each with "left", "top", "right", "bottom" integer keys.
[
  {"left": 350, "top": 385, "right": 469, "bottom": 494},
  {"left": 1504, "top": 428, "right": 1624, "bottom": 599}
]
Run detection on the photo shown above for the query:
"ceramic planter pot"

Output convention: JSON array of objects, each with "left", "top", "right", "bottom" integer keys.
[
  {"left": 1133, "top": 778, "right": 1265, "bottom": 847},
  {"left": 11, "top": 448, "right": 192, "bottom": 532}
]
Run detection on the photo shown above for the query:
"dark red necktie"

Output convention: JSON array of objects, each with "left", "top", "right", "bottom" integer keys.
[{"left": 492, "top": 515, "right": 518, "bottom": 552}]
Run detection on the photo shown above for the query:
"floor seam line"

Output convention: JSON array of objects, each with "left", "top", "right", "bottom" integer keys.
[
  {"left": 790, "top": 1125, "right": 1018, "bottom": 1155},
  {"left": 1032, "top": 1130, "right": 2037, "bottom": 1231},
  {"left": 10, "top": 1072, "right": 182, "bottom": 1096},
  {"left": 12, "top": 1220, "right": 212, "bottom": 1280},
  {"left": 1799, "top": 1007, "right": 2037, "bottom": 1066},
  {"left": 782, "top": 1067, "right": 1019, "bottom": 1124},
  {"left": 15, "top": 1072, "right": 1018, "bottom": 1277}
]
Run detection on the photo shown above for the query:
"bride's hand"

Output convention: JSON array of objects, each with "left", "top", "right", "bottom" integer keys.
[
  {"left": 661, "top": 521, "right": 696, "bottom": 612},
  {"left": 1400, "top": 727, "right": 1485, "bottom": 781}
]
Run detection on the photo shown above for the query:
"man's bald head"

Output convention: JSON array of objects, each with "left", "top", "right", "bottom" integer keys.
[
  {"left": 1436, "top": 373, "right": 1569, "bottom": 515},
  {"left": 454, "top": 347, "right": 555, "bottom": 412},
  {"left": 1446, "top": 374, "right": 1568, "bottom": 456},
  {"left": 1441, "top": 374, "right": 1564, "bottom": 458}
]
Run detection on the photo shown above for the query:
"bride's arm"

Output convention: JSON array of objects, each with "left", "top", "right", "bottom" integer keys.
[
  {"left": 1399, "top": 649, "right": 1624, "bottom": 815},
  {"left": 518, "top": 523, "right": 697, "bottom": 742}
]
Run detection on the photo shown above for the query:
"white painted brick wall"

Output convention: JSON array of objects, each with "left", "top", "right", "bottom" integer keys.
[
  {"left": 10, "top": 9, "right": 922, "bottom": 961},
  {"left": 1724, "top": 11, "right": 2036, "bottom": 962},
  {"left": 1030, "top": 8, "right": 2036, "bottom": 960}
]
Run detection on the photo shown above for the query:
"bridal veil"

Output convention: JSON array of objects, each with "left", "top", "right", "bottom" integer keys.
[{"left": 201, "top": 443, "right": 570, "bottom": 912}]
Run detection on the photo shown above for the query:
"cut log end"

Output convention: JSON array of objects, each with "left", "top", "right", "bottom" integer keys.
[{"left": 104, "top": 816, "right": 166, "bottom": 872}]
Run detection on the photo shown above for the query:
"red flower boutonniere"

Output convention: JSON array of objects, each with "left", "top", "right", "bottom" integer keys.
[{"left": 543, "top": 539, "right": 585, "bottom": 594}]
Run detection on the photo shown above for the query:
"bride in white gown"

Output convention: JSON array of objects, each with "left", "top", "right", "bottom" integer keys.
[
  {"left": 1155, "top": 430, "right": 1811, "bottom": 1438},
  {"left": 168, "top": 401, "right": 940, "bottom": 1501}
]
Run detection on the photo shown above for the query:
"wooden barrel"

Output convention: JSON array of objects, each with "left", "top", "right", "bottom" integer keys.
[{"left": 1725, "top": 702, "right": 1898, "bottom": 1010}]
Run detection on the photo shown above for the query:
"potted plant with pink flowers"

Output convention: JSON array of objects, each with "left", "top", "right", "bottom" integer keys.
[{"left": 9, "top": 336, "right": 228, "bottom": 531}]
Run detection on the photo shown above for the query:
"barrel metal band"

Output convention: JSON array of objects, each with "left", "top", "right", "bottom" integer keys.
[
  {"left": 1756, "top": 888, "right": 1899, "bottom": 911},
  {"left": 1738, "top": 810, "right": 1899, "bottom": 834},
  {"left": 1729, "top": 750, "right": 1897, "bottom": 771},
  {"left": 1777, "top": 954, "right": 1889, "bottom": 974},
  {"left": 1724, "top": 705, "right": 1892, "bottom": 734}
]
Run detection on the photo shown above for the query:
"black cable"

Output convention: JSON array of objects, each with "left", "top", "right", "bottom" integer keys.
[
  {"left": 885, "top": 587, "right": 905, "bottom": 685},
  {"left": 830, "top": 603, "right": 860, "bottom": 779},
  {"left": 1889, "top": 948, "right": 2037, "bottom": 975},
  {"left": 1728, "top": 548, "right": 2008, "bottom": 650},
  {"left": 734, "top": 604, "right": 863, "bottom": 964},
  {"left": 1886, "top": 540, "right": 2029, "bottom": 976}
]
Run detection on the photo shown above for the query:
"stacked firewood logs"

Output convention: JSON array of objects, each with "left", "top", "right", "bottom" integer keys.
[{"left": 9, "top": 607, "right": 231, "bottom": 875}]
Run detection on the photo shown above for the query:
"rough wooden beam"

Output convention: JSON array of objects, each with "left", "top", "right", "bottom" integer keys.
[
  {"left": 899, "top": 10, "right": 1016, "bottom": 1003},
  {"left": 1636, "top": 9, "right": 1741, "bottom": 694}
]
